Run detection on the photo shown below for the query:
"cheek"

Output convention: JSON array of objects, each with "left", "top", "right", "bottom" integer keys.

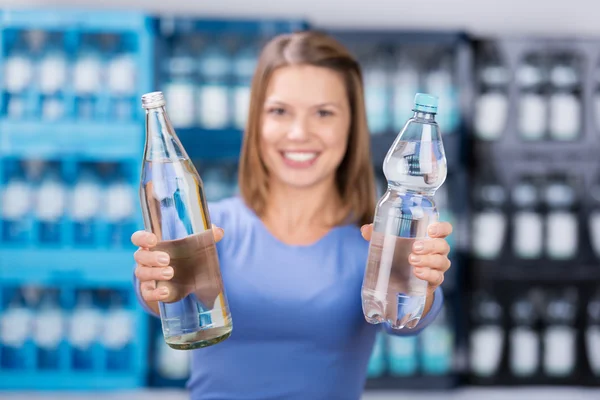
[
  {"left": 260, "top": 120, "right": 282, "bottom": 164},
  {"left": 322, "top": 125, "right": 349, "bottom": 160}
]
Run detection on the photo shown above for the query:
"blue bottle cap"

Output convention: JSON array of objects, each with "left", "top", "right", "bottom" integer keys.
[{"left": 413, "top": 93, "right": 438, "bottom": 113}]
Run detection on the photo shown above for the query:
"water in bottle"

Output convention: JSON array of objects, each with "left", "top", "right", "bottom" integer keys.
[
  {"left": 362, "top": 93, "right": 447, "bottom": 330},
  {"left": 140, "top": 91, "right": 232, "bottom": 350}
]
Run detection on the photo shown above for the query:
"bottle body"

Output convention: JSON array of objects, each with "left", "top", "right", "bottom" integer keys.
[
  {"left": 362, "top": 93, "right": 447, "bottom": 330},
  {"left": 140, "top": 92, "right": 232, "bottom": 350}
]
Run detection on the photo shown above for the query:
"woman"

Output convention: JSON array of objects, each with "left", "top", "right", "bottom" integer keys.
[{"left": 132, "top": 30, "right": 453, "bottom": 400}]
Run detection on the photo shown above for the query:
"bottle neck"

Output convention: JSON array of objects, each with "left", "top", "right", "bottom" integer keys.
[
  {"left": 144, "top": 106, "right": 187, "bottom": 161},
  {"left": 412, "top": 110, "right": 436, "bottom": 121}
]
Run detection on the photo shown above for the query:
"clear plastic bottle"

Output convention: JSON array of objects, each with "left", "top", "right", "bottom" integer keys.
[
  {"left": 362, "top": 93, "right": 447, "bottom": 330},
  {"left": 140, "top": 91, "right": 233, "bottom": 350}
]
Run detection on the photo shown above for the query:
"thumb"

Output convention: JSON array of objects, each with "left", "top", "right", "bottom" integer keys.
[{"left": 212, "top": 224, "right": 225, "bottom": 243}]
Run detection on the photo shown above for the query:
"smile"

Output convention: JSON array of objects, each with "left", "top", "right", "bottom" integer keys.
[{"left": 280, "top": 151, "right": 320, "bottom": 168}]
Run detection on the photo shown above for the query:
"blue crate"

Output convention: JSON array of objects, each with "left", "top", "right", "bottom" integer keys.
[
  {"left": 0, "top": 121, "right": 143, "bottom": 160},
  {"left": 0, "top": 9, "right": 154, "bottom": 391},
  {"left": 0, "top": 284, "right": 149, "bottom": 390}
]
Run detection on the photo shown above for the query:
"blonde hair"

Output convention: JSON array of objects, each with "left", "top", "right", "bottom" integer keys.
[{"left": 238, "top": 30, "right": 376, "bottom": 226}]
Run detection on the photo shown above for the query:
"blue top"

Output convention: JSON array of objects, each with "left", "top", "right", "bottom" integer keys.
[{"left": 135, "top": 196, "right": 444, "bottom": 400}]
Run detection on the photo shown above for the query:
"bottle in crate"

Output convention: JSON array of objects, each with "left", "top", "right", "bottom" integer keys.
[
  {"left": 362, "top": 93, "right": 447, "bottom": 330},
  {"left": 420, "top": 305, "right": 453, "bottom": 375},
  {"left": 0, "top": 288, "right": 34, "bottom": 369},
  {"left": 586, "top": 290, "right": 600, "bottom": 376},
  {"left": 69, "top": 289, "right": 102, "bottom": 370},
  {"left": 387, "top": 334, "right": 418, "bottom": 376},
  {"left": 34, "top": 289, "right": 65, "bottom": 370},
  {"left": 71, "top": 166, "right": 102, "bottom": 246},
  {"left": 1, "top": 166, "right": 33, "bottom": 243},
  {"left": 35, "top": 165, "right": 67, "bottom": 245},
  {"left": 197, "top": 40, "right": 231, "bottom": 129},
  {"left": 140, "top": 91, "right": 233, "bottom": 350}
]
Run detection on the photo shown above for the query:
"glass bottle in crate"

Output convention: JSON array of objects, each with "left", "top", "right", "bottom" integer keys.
[
  {"left": 140, "top": 91, "right": 233, "bottom": 349},
  {"left": 0, "top": 288, "right": 34, "bottom": 369},
  {"left": 362, "top": 93, "right": 447, "bottom": 330},
  {"left": 1, "top": 166, "right": 33, "bottom": 243}
]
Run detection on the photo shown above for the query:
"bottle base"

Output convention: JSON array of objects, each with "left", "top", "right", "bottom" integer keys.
[
  {"left": 362, "top": 289, "right": 425, "bottom": 330},
  {"left": 165, "top": 325, "right": 232, "bottom": 350}
]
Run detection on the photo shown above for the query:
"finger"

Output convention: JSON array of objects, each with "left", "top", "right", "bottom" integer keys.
[
  {"left": 360, "top": 224, "right": 373, "bottom": 241},
  {"left": 414, "top": 266, "right": 444, "bottom": 287},
  {"left": 409, "top": 254, "right": 451, "bottom": 272},
  {"left": 135, "top": 264, "right": 174, "bottom": 282},
  {"left": 140, "top": 281, "right": 170, "bottom": 302},
  {"left": 131, "top": 230, "right": 158, "bottom": 248},
  {"left": 134, "top": 248, "right": 170, "bottom": 267},
  {"left": 428, "top": 222, "right": 453, "bottom": 238},
  {"left": 212, "top": 224, "right": 225, "bottom": 243},
  {"left": 412, "top": 238, "right": 450, "bottom": 256}
]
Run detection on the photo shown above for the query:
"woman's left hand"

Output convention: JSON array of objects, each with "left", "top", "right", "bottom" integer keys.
[{"left": 360, "top": 222, "right": 453, "bottom": 295}]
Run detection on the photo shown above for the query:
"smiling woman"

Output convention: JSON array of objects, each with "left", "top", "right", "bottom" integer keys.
[
  {"left": 239, "top": 32, "right": 376, "bottom": 230},
  {"left": 132, "top": 30, "right": 453, "bottom": 400}
]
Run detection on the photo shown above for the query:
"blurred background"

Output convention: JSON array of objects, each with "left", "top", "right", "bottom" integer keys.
[{"left": 0, "top": 1, "right": 599, "bottom": 399}]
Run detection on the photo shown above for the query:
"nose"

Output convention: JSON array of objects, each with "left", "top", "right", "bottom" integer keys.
[{"left": 287, "top": 115, "right": 310, "bottom": 141}]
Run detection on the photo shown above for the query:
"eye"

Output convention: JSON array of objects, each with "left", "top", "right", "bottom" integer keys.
[
  {"left": 268, "top": 107, "right": 286, "bottom": 116},
  {"left": 317, "top": 109, "right": 334, "bottom": 118}
]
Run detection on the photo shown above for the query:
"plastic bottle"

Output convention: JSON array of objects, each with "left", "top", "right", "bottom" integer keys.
[
  {"left": 362, "top": 93, "right": 447, "bottom": 330},
  {"left": 544, "top": 178, "right": 578, "bottom": 260},
  {"left": 140, "top": 91, "right": 233, "bottom": 349},
  {"left": 469, "top": 291, "right": 504, "bottom": 377},
  {"left": 472, "top": 181, "right": 507, "bottom": 260},
  {"left": 512, "top": 178, "right": 543, "bottom": 259},
  {"left": 509, "top": 291, "right": 540, "bottom": 377},
  {"left": 543, "top": 287, "right": 578, "bottom": 377},
  {"left": 363, "top": 50, "right": 391, "bottom": 135},
  {"left": 420, "top": 305, "right": 454, "bottom": 375},
  {"left": 586, "top": 290, "right": 600, "bottom": 376}
]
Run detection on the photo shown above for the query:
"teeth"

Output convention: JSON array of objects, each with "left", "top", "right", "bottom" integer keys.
[{"left": 283, "top": 152, "right": 317, "bottom": 162}]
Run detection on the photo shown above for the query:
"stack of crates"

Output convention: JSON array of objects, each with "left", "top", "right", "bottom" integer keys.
[{"left": 0, "top": 10, "right": 154, "bottom": 389}]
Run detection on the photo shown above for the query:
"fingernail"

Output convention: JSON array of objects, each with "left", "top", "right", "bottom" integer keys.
[
  {"left": 410, "top": 254, "right": 421, "bottom": 263},
  {"left": 428, "top": 225, "right": 439, "bottom": 236},
  {"left": 159, "top": 287, "right": 169, "bottom": 296},
  {"left": 218, "top": 227, "right": 225, "bottom": 235},
  {"left": 415, "top": 268, "right": 425, "bottom": 276},
  {"left": 146, "top": 234, "right": 157, "bottom": 246},
  {"left": 162, "top": 267, "right": 173, "bottom": 278},
  {"left": 413, "top": 241, "right": 424, "bottom": 252},
  {"left": 157, "top": 254, "right": 169, "bottom": 265}
]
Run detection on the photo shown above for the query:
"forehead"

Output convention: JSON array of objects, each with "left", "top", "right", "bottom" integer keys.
[{"left": 265, "top": 64, "right": 347, "bottom": 105}]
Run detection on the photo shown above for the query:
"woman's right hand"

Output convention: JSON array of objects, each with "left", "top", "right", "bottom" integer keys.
[{"left": 132, "top": 225, "right": 225, "bottom": 305}]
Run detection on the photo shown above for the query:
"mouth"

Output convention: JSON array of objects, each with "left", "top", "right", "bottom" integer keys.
[{"left": 280, "top": 151, "right": 320, "bottom": 168}]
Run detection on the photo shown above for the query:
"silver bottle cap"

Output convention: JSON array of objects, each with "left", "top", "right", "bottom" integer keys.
[{"left": 141, "top": 91, "right": 166, "bottom": 109}]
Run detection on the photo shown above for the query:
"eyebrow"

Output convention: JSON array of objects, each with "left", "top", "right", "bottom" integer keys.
[{"left": 264, "top": 99, "right": 343, "bottom": 109}]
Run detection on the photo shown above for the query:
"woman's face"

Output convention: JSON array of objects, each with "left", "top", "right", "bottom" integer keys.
[{"left": 260, "top": 64, "right": 351, "bottom": 190}]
